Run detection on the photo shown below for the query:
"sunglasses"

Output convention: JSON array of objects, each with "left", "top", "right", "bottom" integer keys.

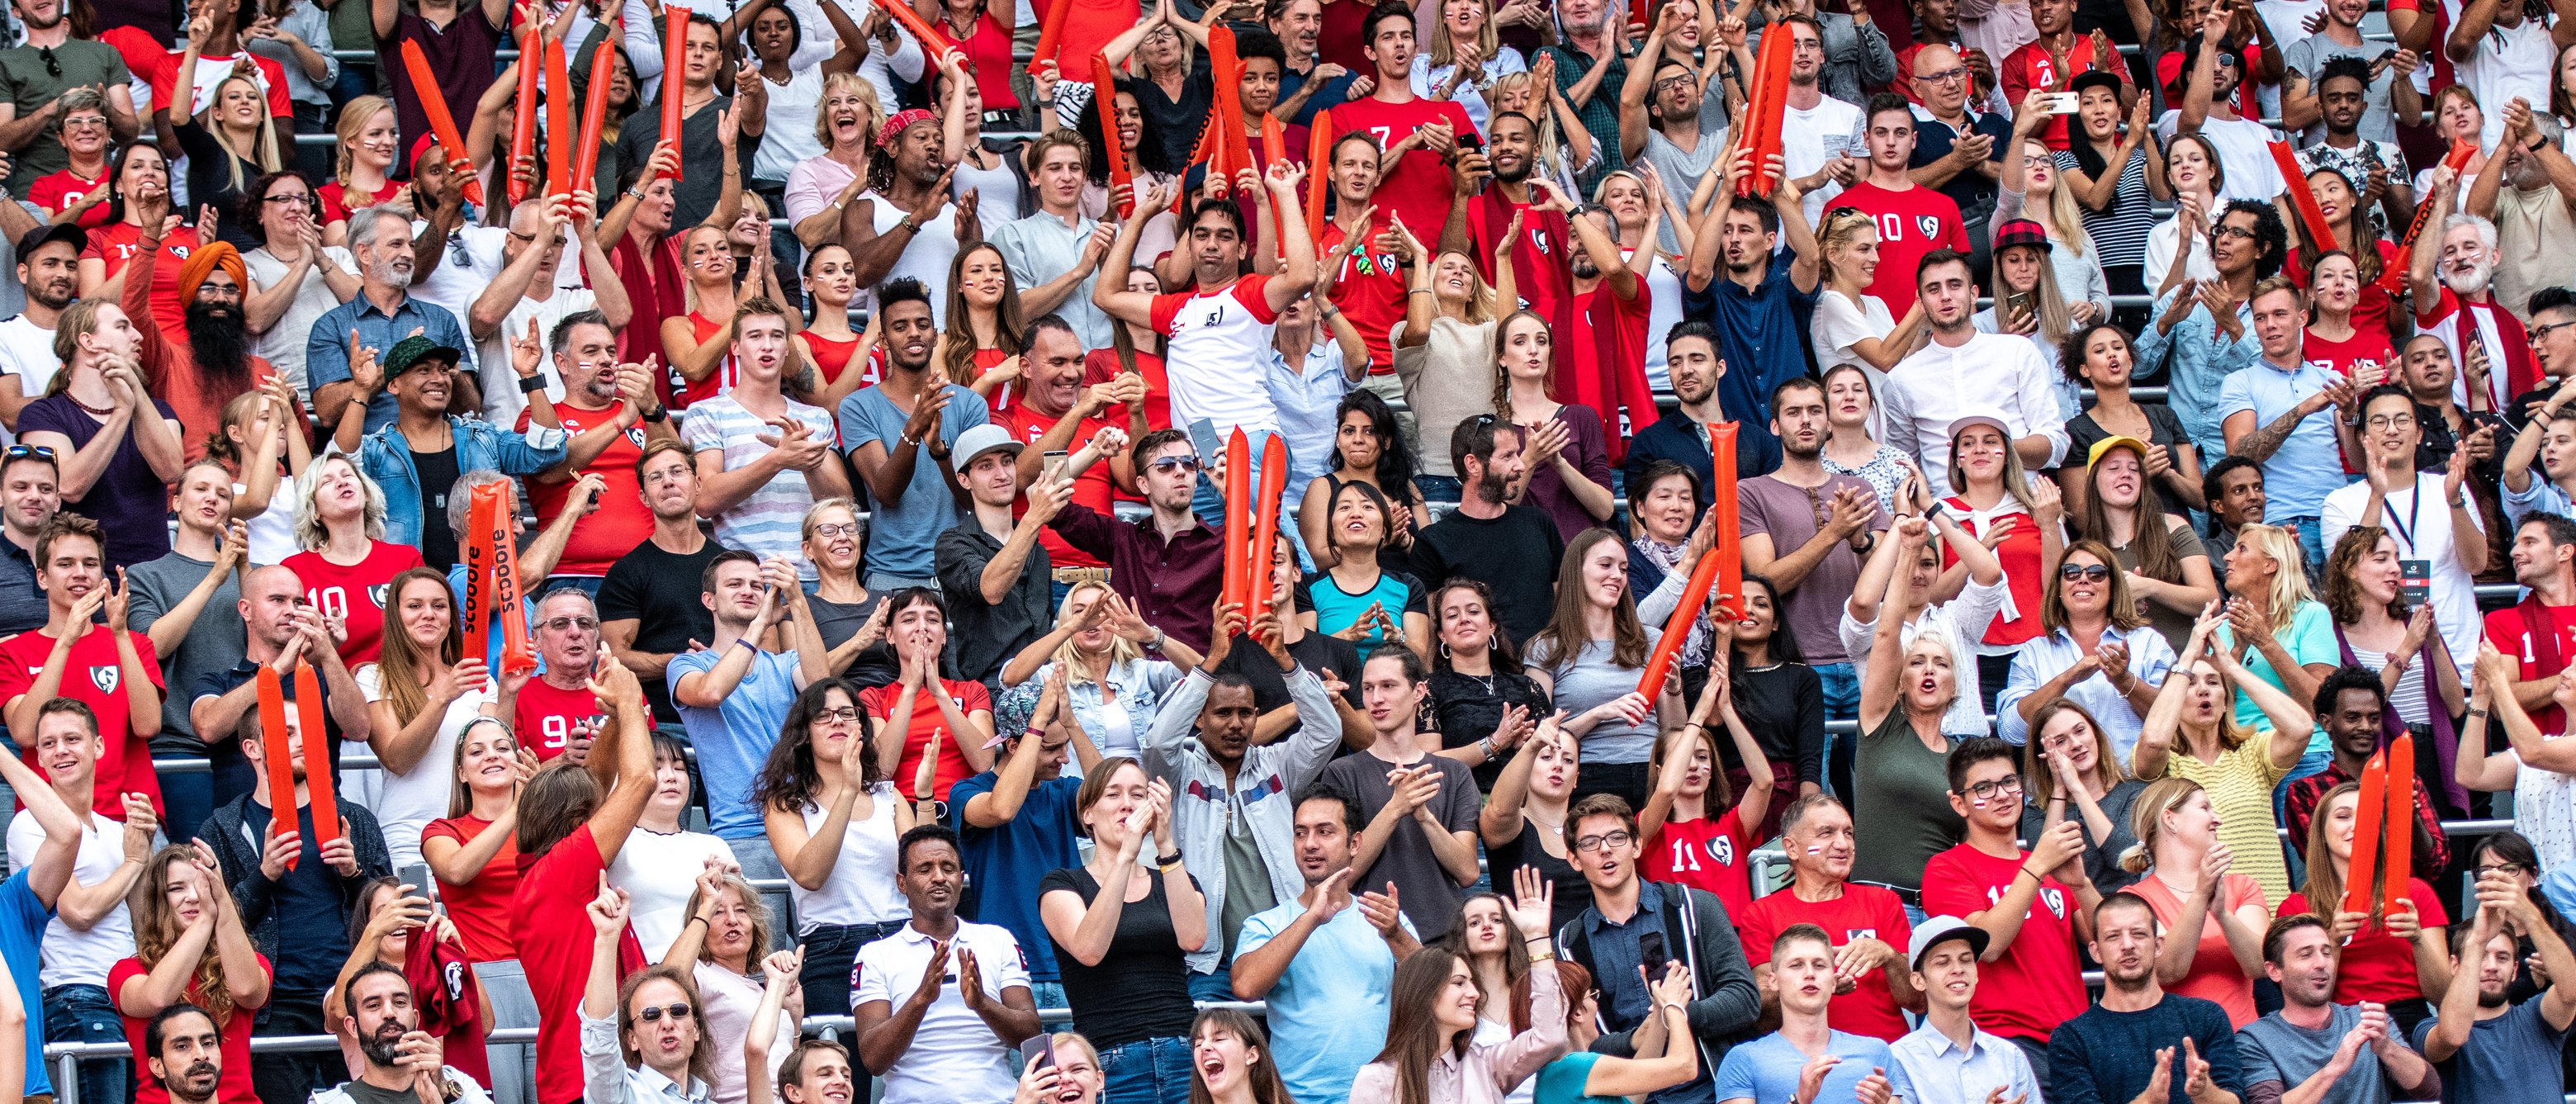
[
  {"left": 2058, "top": 563, "right": 2111, "bottom": 582},
  {"left": 634, "top": 1002, "right": 694, "bottom": 1023},
  {"left": 38, "top": 47, "right": 59, "bottom": 78},
  {"left": 1149, "top": 457, "right": 1201, "bottom": 474},
  {"left": 6, "top": 445, "right": 58, "bottom": 463}
]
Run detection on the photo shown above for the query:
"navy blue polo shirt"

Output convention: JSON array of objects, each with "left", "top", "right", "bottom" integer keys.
[
  {"left": 0, "top": 537, "right": 42, "bottom": 637},
  {"left": 1909, "top": 103, "right": 2015, "bottom": 223},
  {"left": 1683, "top": 250, "right": 1821, "bottom": 457}
]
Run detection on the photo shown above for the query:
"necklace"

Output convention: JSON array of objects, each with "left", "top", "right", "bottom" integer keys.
[{"left": 66, "top": 392, "right": 115, "bottom": 418}]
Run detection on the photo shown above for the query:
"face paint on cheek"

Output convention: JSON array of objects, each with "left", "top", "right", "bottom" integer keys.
[
  {"left": 1970, "top": 798, "right": 1988, "bottom": 809},
  {"left": 1805, "top": 844, "right": 1822, "bottom": 855}
]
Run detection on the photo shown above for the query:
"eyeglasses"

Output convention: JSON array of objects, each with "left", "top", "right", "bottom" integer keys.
[
  {"left": 812, "top": 706, "right": 862, "bottom": 724},
  {"left": 1916, "top": 67, "right": 1969, "bottom": 84},
  {"left": 2212, "top": 225, "right": 2256, "bottom": 240},
  {"left": 2214, "top": 51, "right": 2239, "bottom": 66},
  {"left": 1149, "top": 457, "right": 1201, "bottom": 474},
  {"left": 2058, "top": 563, "right": 2110, "bottom": 581},
  {"left": 2534, "top": 320, "right": 2575, "bottom": 343},
  {"left": 264, "top": 192, "right": 312, "bottom": 205},
  {"left": 1573, "top": 830, "right": 1635, "bottom": 853},
  {"left": 61, "top": 115, "right": 107, "bottom": 130},
  {"left": 1653, "top": 75, "right": 1696, "bottom": 92},
  {"left": 2365, "top": 413, "right": 2417, "bottom": 430},
  {"left": 2473, "top": 863, "right": 2531, "bottom": 879},
  {"left": 812, "top": 522, "right": 861, "bottom": 540},
  {"left": 634, "top": 1002, "right": 694, "bottom": 1022},
  {"left": 540, "top": 616, "right": 599, "bottom": 632},
  {"left": 1956, "top": 775, "right": 2024, "bottom": 800}
]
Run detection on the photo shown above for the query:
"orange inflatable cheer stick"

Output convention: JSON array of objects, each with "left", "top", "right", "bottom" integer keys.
[
  {"left": 485, "top": 482, "right": 539, "bottom": 675},
  {"left": 460, "top": 476, "right": 497, "bottom": 642},
  {"left": 2266, "top": 142, "right": 2336, "bottom": 258},
  {"left": 1210, "top": 26, "right": 1255, "bottom": 192},
  {"left": 398, "top": 40, "right": 485, "bottom": 206},
  {"left": 544, "top": 37, "right": 575, "bottom": 200},
  {"left": 882, "top": 0, "right": 963, "bottom": 67},
  {"left": 1261, "top": 111, "right": 1288, "bottom": 246},
  {"left": 296, "top": 661, "right": 340, "bottom": 851},
  {"left": 1221, "top": 428, "right": 1251, "bottom": 613},
  {"left": 1248, "top": 435, "right": 1290, "bottom": 628},
  {"left": 1736, "top": 31, "right": 1792, "bottom": 197},
  {"left": 571, "top": 40, "right": 616, "bottom": 200},
  {"left": 1638, "top": 553, "right": 1722, "bottom": 701},
  {"left": 1089, "top": 54, "right": 1134, "bottom": 218},
  {"left": 2381, "top": 141, "right": 2479, "bottom": 296},
  {"left": 1707, "top": 423, "right": 1744, "bottom": 620},
  {"left": 508, "top": 20, "right": 540, "bottom": 206},
  {"left": 2382, "top": 733, "right": 2414, "bottom": 912},
  {"left": 255, "top": 667, "right": 298, "bottom": 871},
  {"left": 2342, "top": 747, "right": 2389, "bottom": 920},
  {"left": 1305, "top": 108, "right": 1331, "bottom": 249},
  {"left": 658, "top": 5, "right": 686, "bottom": 179},
  {"left": 1030, "top": 0, "right": 1072, "bottom": 77}
]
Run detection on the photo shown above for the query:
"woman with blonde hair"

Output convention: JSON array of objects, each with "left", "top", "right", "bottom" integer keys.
[
  {"left": 662, "top": 866, "right": 801, "bottom": 1104},
  {"left": 172, "top": 69, "right": 284, "bottom": 247},
  {"left": 2211, "top": 522, "right": 2340, "bottom": 783},
  {"left": 940, "top": 242, "right": 1030, "bottom": 415},
  {"left": 1998, "top": 92, "right": 2110, "bottom": 315},
  {"left": 798, "top": 498, "right": 892, "bottom": 680},
  {"left": 111, "top": 844, "right": 272, "bottom": 1104},
  {"left": 206, "top": 378, "right": 311, "bottom": 565},
  {"left": 2119, "top": 775, "right": 2271, "bottom": 1028},
  {"left": 2276, "top": 779, "right": 2450, "bottom": 1031},
  {"left": 2132, "top": 607, "right": 2318, "bottom": 900},
  {"left": 1393, "top": 220, "right": 1515, "bottom": 501},
  {"left": 787, "top": 71, "right": 883, "bottom": 249},
  {"left": 2024, "top": 698, "right": 2147, "bottom": 893},
  {"left": 2072, "top": 437, "right": 2218, "bottom": 650},
  {"left": 282, "top": 455, "right": 425, "bottom": 667},
  {"left": 361, "top": 566, "right": 498, "bottom": 869},
  {"left": 319, "top": 95, "right": 401, "bottom": 240},
  {"left": 1416, "top": 0, "right": 1528, "bottom": 129},
  {"left": 1011, "top": 1033, "right": 1108, "bottom": 1104},
  {"left": 997, "top": 582, "right": 1197, "bottom": 760},
  {"left": 422, "top": 720, "right": 539, "bottom": 964},
  {"left": 1811, "top": 208, "right": 1928, "bottom": 424},
  {"left": 1595, "top": 168, "right": 1692, "bottom": 386},
  {"left": 1818, "top": 365, "right": 1911, "bottom": 515},
  {"left": 1997, "top": 539, "right": 2179, "bottom": 760},
  {"left": 1976, "top": 220, "right": 2080, "bottom": 391}
]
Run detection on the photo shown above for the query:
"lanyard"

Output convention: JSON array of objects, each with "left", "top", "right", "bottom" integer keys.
[{"left": 2382, "top": 476, "right": 2422, "bottom": 553}]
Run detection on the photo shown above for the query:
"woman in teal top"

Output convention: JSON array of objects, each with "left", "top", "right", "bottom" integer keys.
[
  {"left": 1532, "top": 960, "right": 1701, "bottom": 1104},
  {"left": 1299, "top": 481, "right": 1432, "bottom": 660}
]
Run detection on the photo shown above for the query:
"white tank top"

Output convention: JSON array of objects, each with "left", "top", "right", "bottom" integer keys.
[
  {"left": 952, "top": 151, "right": 1021, "bottom": 225},
  {"left": 866, "top": 191, "right": 959, "bottom": 328},
  {"left": 791, "top": 780, "right": 911, "bottom": 931}
]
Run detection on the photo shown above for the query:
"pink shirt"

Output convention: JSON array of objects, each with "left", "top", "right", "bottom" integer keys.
[{"left": 1347, "top": 962, "right": 1565, "bottom": 1104}]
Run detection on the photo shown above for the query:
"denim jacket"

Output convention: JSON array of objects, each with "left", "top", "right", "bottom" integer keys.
[
  {"left": 995, "top": 657, "right": 1186, "bottom": 760},
  {"left": 1140, "top": 665, "right": 1342, "bottom": 974},
  {"left": 348, "top": 415, "right": 568, "bottom": 547},
  {"left": 2133, "top": 287, "right": 2261, "bottom": 461}
]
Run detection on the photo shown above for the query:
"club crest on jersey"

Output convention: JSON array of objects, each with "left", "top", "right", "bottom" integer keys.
[
  {"left": 368, "top": 584, "right": 391, "bottom": 608},
  {"left": 2041, "top": 888, "right": 2067, "bottom": 918},
  {"left": 627, "top": 427, "right": 649, "bottom": 448},
  {"left": 88, "top": 666, "right": 117, "bottom": 693},
  {"left": 1846, "top": 928, "right": 1878, "bottom": 942},
  {"left": 443, "top": 959, "right": 468, "bottom": 998},
  {"left": 1916, "top": 216, "right": 1942, "bottom": 239},
  {"left": 1533, "top": 233, "right": 1552, "bottom": 256},
  {"left": 1706, "top": 834, "right": 1735, "bottom": 867}
]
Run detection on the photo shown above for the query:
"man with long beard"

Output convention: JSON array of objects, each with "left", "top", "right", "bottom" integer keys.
[
  {"left": 2409, "top": 169, "right": 2539, "bottom": 414},
  {"left": 0, "top": 225, "right": 81, "bottom": 428},
  {"left": 118, "top": 185, "right": 270, "bottom": 449},
  {"left": 314, "top": 963, "right": 495, "bottom": 1104}
]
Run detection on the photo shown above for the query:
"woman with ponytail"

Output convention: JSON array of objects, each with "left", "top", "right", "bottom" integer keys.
[{"left": 2119, "top": 775, "right": 2270, "bottom": 1028}]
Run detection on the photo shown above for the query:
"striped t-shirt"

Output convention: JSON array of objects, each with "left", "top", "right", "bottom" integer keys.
[{"left": 682, "top": 394, "right": 838, "bottom": 577}]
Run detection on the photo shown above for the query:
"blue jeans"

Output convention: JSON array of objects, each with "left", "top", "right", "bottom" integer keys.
[
  {"left": 47, "top": 983, "right": 125, "bottom": 1104},
  {"left": 1031, "top": 980, "right": 1068, "bottom": 1017},
  {"left": 1100, "top": 1035, "right": 1193, "bottom": 1104},
  {"left": 1418, "top": 475, "right": 1462, "bottom": 504},
  {"left": 542, "top": 576, "right": 606, "bottom": 600},
  {"left": 2286, "top": 515, "right": 2325, "bottom": 588},
  {"left": 1186, "top": 964, "right": 1233, "bottom": 1002},
  {"left": 1815, "top": 662, "right": 1859, "bottom": 800},
  {"left": 864, "top": 571, "right": 940, "bottom": 594}
]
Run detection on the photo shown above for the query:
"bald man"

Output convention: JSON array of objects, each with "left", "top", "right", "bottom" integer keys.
[
  {"left": 186, "top": 564, "right": 372, "bottom": 808},
  {"left": 1904, "top": 44, "right": 2013, "bottom": 269},
  {"left": 464, "top": 194, "right": 633, "bottom": 430}
]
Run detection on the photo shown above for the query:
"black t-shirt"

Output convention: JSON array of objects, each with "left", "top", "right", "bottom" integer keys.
[
  {"left": 1036, "top": 865, "right": 1200, "bottom": 1048},
  {"left": 807, "top": 591, "right": 896, "bottom": 688},
  {"left": 1488, "top": 817, "right": 1592, "bottom": 932},
  {"left": 1427, "top": 667, "right": 1551, "bottom": 792},
  {"left": 1725, "top": 661, "right": 1827, "bottom": 788},
  {"left": 2066, "top": 403, "right": 2194, "bottom": 516},
  {"left": 412, "top": 446, "right": 462, "bottom": 571},
  {"left": 240, "top": 801, "right": 353, "bottom": 995},
  {"left": 598, "top": 536, "right": 727, "bottom": 723},
  {"left": 1409, "top": 506, "right": 1565, "bottom": 647},
  {"left": 1212, "top": 630, "right": 1363, "bottom": 745}
]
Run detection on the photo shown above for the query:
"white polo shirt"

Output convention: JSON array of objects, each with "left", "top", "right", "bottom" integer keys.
[{"left": 852, "top": 920, "right": 1031, "bottom": 1104}]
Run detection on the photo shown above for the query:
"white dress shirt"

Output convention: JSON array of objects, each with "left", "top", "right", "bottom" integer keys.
[{"left": 1882, "top": 331, "right": 2071, "bottom": 498}]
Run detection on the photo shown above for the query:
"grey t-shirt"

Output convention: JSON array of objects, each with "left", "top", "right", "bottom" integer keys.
[
  {"left": 1738, "top": 472, "right": 1890, "bottom": 666},
  {"left": 2241, "top": 1004, "right": 2411, "bottom": 1104},
  {"left": 124, "top": 551, "right": 246, "bottom": 755},
  {"left": 1316, "top": 751, "right": 1481, "bottom": 941},
  {"left": 1527, "top": 629, "right": 1664, "bottom": 765},
  {"left": 2411, "top": 998, "right": 2571, "bottom": 1104},
  {"left": 1635, "top": 67, "right": 1732, "bottom": 253},
  {"left": 2281, "top": 35, "right": 2402, "bottom": 145},
  {"left": 836, "top": 382, "right": 987, "bottom": 579}
]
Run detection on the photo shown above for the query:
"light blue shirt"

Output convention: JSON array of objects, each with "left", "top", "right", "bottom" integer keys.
[
  {"left": 2135, "top": 289, "right": 2260, "bottom": 462},
  {"left": 1267, "top": 340, "right": 1357, "bottom": 493},
  {"left": 1995, "top": 624, "right": 2179, "bottom": 764},
  {"left": 2214, "top": 358, "right": 2350, "bottom": 520},
  {"left": 1716, "top": 1030, "right": 1915, "bottom": 1104},
  {"left": 2504, "top": 472, "right": 2574, "bottom": 529},
  {"left": 1887, "top": 1021, "right": 2040, "bottom": 1104},
  {"left": 1235, "top": 897, "right": 1413, "bottom": 1104},
  {"left": 665, "top": 646, "right": 804, "bottom": 839},
  {"left": 836, "top": 383, "right": 987, "bottom": 578}
]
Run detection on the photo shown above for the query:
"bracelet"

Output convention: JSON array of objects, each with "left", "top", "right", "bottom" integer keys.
[
  {"left": 1155, "top": 851, "right": 1184, "bottom": 869},
  {"left": 1476, "top": 736, "right": 1495, "bottom": 759},
  {"left": 641, "top": 405, "right": 670, "bottom": 424},
  {"left": 2469, "top": 707, "right": 2492, "bottom": 718},
  {"left": 2015, "top": 866, "right": 2040, "bottom": 886},
  {"left": 735, "top": 637, "right": 760, "bottom": 652},
  {"left": 518, "top": 374, "right": 548, "bottom": 395},
  {"left": 1528, "top": 948, "right": 1556, "bottom": 963}
]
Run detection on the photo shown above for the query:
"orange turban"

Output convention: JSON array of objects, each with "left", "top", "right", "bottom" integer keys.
[{"left": 175, "top": 240, "right": 247, "bottom": 303}]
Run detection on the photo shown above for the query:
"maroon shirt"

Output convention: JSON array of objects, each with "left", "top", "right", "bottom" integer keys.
[
  {"left": 383, "top": 7, "right": 504, "bottom": 157},
  {"left": 1049, "top": 503, "right": 1225, "bottom": 654}
]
